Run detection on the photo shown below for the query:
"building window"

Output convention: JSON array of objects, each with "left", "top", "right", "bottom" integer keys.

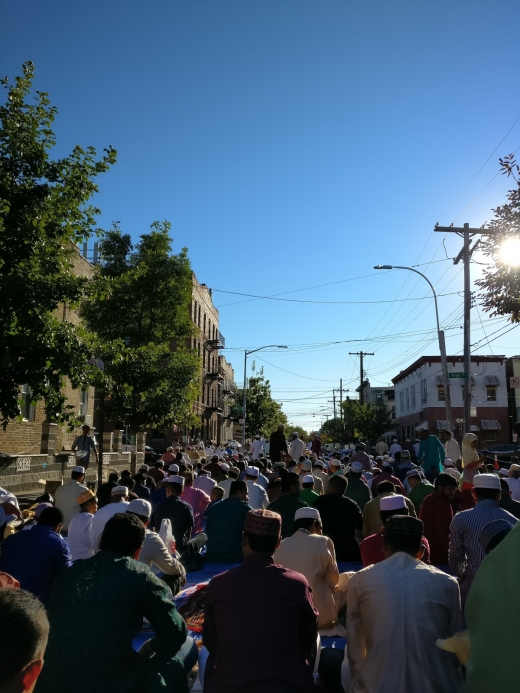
[
  {"left": 79, "top": 389, "right": 89, "bottom": 417},
  {"left": 399, "top": 391, "right": 405, "bottom": 413},
  {"left": 198, "top": 305, "right": 201, "bottom": 327},
  {"left": 411, "top": 386, "right": 416, "bottom": 408},
  {"left": 208, "top": 319, "right": 212, "bottom": 339},
  {"left": 437, "top": 386, "right": 445, "bottom": 402},
  {"left": 203, "top": 313, "right": 206, "bottom": 335},
  {"left": 486, "top": 386, "right": 497, "bottom": 402},
  {"left": 21, "top": 384, "right": 35, "bottom": 422},
  {"left": 421, "top": 379, "right": 428, "bottom": 404},
  {"left": 405, "top": 388, "right": 409, "bottom": 410}
]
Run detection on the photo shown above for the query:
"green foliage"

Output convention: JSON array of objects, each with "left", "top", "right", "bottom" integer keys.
[
  {"left": 320, "top": 418, "right": 351, "bottom": 445},
  {"left": 322, "top": 400, "right": 394, "bottom": 444},
  {"left": 0, "top": 62, "right": 116, "bottom": 426},
  {"left": 82, "top": 224, "right": 200, "bottom": 430},
  {"left": 286, "top": 425, "right": 309, "bottom": 441},
  {"left": 476, "top": 154, "right": 520, "bottom": 321},
  {"left": 230, "top": 370, "right": 287, "bottom": 438}
]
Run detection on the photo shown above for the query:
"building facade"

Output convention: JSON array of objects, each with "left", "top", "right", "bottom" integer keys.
[{"left": 392, "top": 355, "right": 510, "bottom": 444}]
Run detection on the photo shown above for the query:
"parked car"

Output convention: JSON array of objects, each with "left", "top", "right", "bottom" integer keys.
[
  {"left": 144, "top": 446, "right": 161, "bottom": 464},
  {"left": 478, "top": 443, "right": 519, "bottom": 465}
]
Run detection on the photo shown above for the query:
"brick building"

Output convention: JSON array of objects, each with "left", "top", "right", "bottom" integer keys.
[{"left": 392, "top": 355, "right": 510, "bottom": 444}]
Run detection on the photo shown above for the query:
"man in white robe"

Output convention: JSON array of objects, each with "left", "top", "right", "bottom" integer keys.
[{"left": 345, "top": 515, "right": 464, "bottom": 693}]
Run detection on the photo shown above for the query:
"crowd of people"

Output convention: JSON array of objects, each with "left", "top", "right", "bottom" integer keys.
[{"left": 0, "top": 424, "right": 519, "bottom": 692}]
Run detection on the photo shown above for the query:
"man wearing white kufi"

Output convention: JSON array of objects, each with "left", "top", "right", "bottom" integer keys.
[
  {"left": 244, "top": 466, "right": 268, "bottom": 510},
  {"left": 274, "top": 507, "right": 352, "bottom": 633}
]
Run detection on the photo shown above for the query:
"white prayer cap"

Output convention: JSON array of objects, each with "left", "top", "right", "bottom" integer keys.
[
  {"left": 406, "top": 469, "right": 421, "bottom": 479},
  {"left": 167, "top": 475, "right": 185, "bottom": 485},
  {"left": 375, "top": 456, "right": 382, "bottom": 461},
  {"left": 301, "top": 460, "right": 312, "bottom": 471},
  {"left": 295, "top": 507, "right": 321, "bottom": 522},
  {"left": 255, "top": 435, "right": 260, "bottom": 439},
  {"left": 72, "top": 466, "right": 85, "bottom": 474},
  {"left": 168, "top": 464, "right": 179, "bottom": 473},
  {"left": 314, "top": 459, "right": 324, "bottom": 468},
  {"left": 199, "top": 470, "right": 211, "bottom": 477},
  {"left": 127, "top": 499, "right": 151, "bottom": 518},
  {"left": 167, "top": 446, "right": 174, "bottom": 451},
  {"left": 443, "top": 459, "right": 454, "bottom": 467},
  {"left": 350, "top": 461, "right": 363, "bottom": 473},
  {"left": 380, "top": 495, "right": 407, "bottom": 511},
  {"left": 329, "top": 459, "right": 341, "bottom": 467},
  {"left": 292, "top": 431, "right": 299, "bottom": 436},
  {"left": 392, "top": 439, "right": 397, "bottom": 442},
  {"left": 498, "top": 468, "right": 510, "bottom": 478},
  {"left": 445, "top": 468, "right": 461, "bottom": 480},
  {"left": 473, "top": 474, "right": 500, "bottom": 490},
  {"left": 139, "top": 464, "right": 149, "bottom": 472},
  {"left": 302, "top": 475, "right": 314, "bottom": 484},
  {"left": 246, "top": 466, "right": 259, "bottom": 478},
  {"left": 111, "top": 486, "right": 128, "bottom": 496},
  {"left": 221, "top": 462, "right": 230, "bottom": 471}
]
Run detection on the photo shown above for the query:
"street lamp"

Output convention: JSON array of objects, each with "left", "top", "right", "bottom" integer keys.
[
  {"left": 242, "top": 345, "right": 288, "bottom": 447},
  {"left": 374, "top": 264, "right": 454, "bottom": 435}
]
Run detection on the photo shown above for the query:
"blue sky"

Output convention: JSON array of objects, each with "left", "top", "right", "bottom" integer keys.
[{"left": 3, "top": 0, "right": 520, "bottom": 428}]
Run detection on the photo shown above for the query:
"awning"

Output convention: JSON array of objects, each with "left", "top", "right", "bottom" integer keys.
[
  {"left": 471, "top": 425, "right": 480, "bottom": 432},
  {"left": 415, "top": 421, "right": 428, "bottom": 431},
  {"left": 436, "top": 420, "right": 449, "bottom": 430},
  {"left": 481, "top": 420, "right": 501, "bottom": 430},
  {"left": 485, "top": 375, "right": 500, "bottom": 386}
]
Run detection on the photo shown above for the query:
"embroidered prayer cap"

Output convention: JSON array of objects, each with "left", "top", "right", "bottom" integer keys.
[
  {"left": 473, "top": 474, "right": 501, "bottom": 490},
  {"left": 302, "top": 474, "right": 314, "bottom": 484},
  {"left": 380, "top": 495, "right": 407, "bottom": 511},
  {"left": 32, "top": 502, "right": 53, "bottom": 519},
  {"left": 301, "top": 460, "right": 312, "bottom": 471},
  {"left": 166, "top": 475, "right": 185, "bottom": 486},
  {"left": 479, "top": 519, "right": 514, "bottom": 552},
  {"left": 295, "top": 507, "right": 321, "bottom": 522},
  {"left": 510, "top": 464, "right": 520, "bottom": 473},
  {"left": 127, "top": 498, "right": 152, "bottom": 518},
  {"left": 245, "top": 466, "right": 259, "bottom": 478},
  {"left": 139, "top": 464, "right": 149, "bottom": 472},
  {"left": 498, "top": 468, "right": 510, "bottom": 477},
  {"left": 244, "top": 509, "right": 281, "bottom": 537},
  {"left": 168, "top": 464, "right": 179, "bottom": 473},
  {"left": 406, "top": 469, "right": 422, "bottom": 479},
  {"left": 313, "top": 459, "right": 325, "bottom": 468},
  {"left": 111, "top": 486, "right": 128, "bottom": 496},
  {"left": 350, "top": 461, "right": 363, "bottom": 473},
  {"left": 76, "top": 490, "right": 96, "bottom": 505},
  {"left": 221, "top": 463, "right": 230, "bottom": 471},
  {"left": 385, "top": 515, "right": 423, "bottom": 536},
  {"left": 229, "top": 466, "right": 240, "bottom": 475},
  {"left": 72, "top": 466, "right": 85, "bottom": 474},
  {"left": 400, "top": 450, "right": 410, "bottom": 459}
]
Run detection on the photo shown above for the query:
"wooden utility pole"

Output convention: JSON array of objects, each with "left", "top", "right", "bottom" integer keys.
[
  {"left": 339, "top": 378, "right": 343, "bottom": 419},
  {"left": 435, "top": 222, "right": 497, "bottom": 434},
  {"left": 349, "top": 352, "right": 374, "bottom": 403}
]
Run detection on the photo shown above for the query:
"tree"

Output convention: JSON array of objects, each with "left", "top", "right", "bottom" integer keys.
[
  {"left": 351, "top": 402, "right": 394, "bottom": 442},
  {"left": 476, "top": 154, "right": 520, "bottom": 320},
  {"left": 0, "top": 62, "right": 116, "bottom": 426},
  {"left": 81, "top": 224, "right": 200, "bottom": 430},
  {"left": 320, "top": 418, "right": 351, "bottom": 446},
  {"left": 286, "top": 425, "right": 309, "bottom": 441},
  {"left": 230, "top": 369, "right": 287, "bottom": 439}
]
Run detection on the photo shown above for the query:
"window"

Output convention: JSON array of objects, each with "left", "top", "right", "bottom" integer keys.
[
  {"left": 486, "top": 386, "right": 497, "bottom": 402},
  {"left": 411, "top": 386, "right": 416, "bottom": 408},
  {"left": 406, "top": 388, "right": 410, "bottom": 410},
  {"left": 399, "top": 391, "right": 405, "bottom": 413},
  {"left": 198, "top": 305, "right": 201, "bottom": 327},
  {"left": 79, "top": 389, "right": 89, "bottom": 417},
  {"left": 421, "top": 379, "right": 428, "bottom": 404},
  {"left": 437, "top": 386, "right": 445, "bottom": 402},
  {"left": 21, "top": 384, "right": 35, "bottom": 422}
]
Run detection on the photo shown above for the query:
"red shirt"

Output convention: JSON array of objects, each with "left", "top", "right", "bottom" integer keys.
[
  {"left": 360, "top": 530, "right": 430, "bottom": 567},
  {"left": 419, "top": 492, "right": 453, "bottom": 565}
]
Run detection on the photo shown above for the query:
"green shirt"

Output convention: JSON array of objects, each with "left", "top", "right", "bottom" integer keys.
[
  {"left": 36, "top": 551, "right": 188, "bottom": 693},
  {"left": 267, "top": 494, "right": 308, "bottom": 538},
  {"left": 205, "top": 497, "right": 252, "bottom": 563},
  {"left": 408, "top": 482, "right": 433, "bottom": 514},
  {"left": 300, "top": 488, "right": 319, "bottom": 507},
  {"left": 345, "top": 476, "right": 371, "bottom": 511}
]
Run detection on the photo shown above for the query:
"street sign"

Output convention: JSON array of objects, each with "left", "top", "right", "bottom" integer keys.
[
  {"left": 510, "top": 377, "right": 520, "bottom": 388},
  {"left": 449, "top": 372, "right": 466, "bottom": 378},
  {"left": 513, "top": 433, "right": 518, "bottom": 443}
]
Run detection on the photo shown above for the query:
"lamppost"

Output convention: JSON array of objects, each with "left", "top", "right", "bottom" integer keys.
[
  {"left": 242, "top": 345, "right": 288, "bottom": 448},
  {"left": 374, "top": 265, "right": 454, "bottom": 435}
]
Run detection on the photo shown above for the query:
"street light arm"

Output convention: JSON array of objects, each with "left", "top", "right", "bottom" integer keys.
[{"left": 246, "top": 345, "right": 288, "bottom": 356}]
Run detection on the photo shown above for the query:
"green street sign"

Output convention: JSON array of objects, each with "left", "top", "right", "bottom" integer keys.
[{"left": 449, "top": 372, "right": 466, "bottom": 378}]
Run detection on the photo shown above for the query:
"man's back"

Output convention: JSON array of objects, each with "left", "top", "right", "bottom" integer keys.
[
  {"left": 347, "top": 552, "right": 464, "bottom": 693},
  {"left": 55, "top": 479, "right": 87, "bottom": 530},
  {"left": 205, "top": 497, "right": 251, "bottom": 563},
  {"left": 90, "top": 501, "right": 129, "bottom": 551},
  {"left": 313, "top": 494, "right": 362, "bottom": 561},
  {"left": 203, "top": 552, "right": 317, "bottom": 693},
  {"left": 363, "top": 493, "right": 416, "bottom": 538},
  {"left": 345, "top": 476, "right": 371, "bottom": 511},
  {"left": 150, "top": 495, "right": 194, "bottom": 552},
  {"left": 267, "top": 494, "right": 307, "bottom": 538},
  {"left": 35, "top": 552, "right": 187, "bottom": 693}
]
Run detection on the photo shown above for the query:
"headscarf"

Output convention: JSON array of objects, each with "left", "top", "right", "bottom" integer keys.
[
  {"left": 466, "top": 521, "right": 520, "bottom": 692},
  {"left": 461, "top": 433, "right": 479, "bottom": 469}
]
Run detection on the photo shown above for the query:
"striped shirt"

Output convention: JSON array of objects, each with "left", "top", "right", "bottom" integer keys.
[{"left": 449, "top": 499, "right": 517, "bottom": 605}]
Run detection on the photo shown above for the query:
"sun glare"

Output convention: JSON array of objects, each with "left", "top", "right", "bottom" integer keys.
[{"left": 499, "top": 237, "right": 520, "bottom": 266}]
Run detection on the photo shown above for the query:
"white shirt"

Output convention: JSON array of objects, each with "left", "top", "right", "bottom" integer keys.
[
  {"left": 505, "top": 477, "right": 520, "bottom": 502},
  {"left": 139, "top": 529, "right": 186, "bottom": 578},
  {"left": 67, "top": 512, "right": 95, "bottom": 560},
  {"left": 90, "top": 501, "right": 129, "bottom": 551},
  {"left": 445, "top": 439, "right": 461, "bottom": 463},
  {"left": 218, "top": 478, "right": 234, "bottom": 499},
  {"left": 55, "top": 480, "right": 88, "bottom": 530},
  {"left": 245, "top": 481, "right": 269, "bottom": 510},
  {"left": 289, "top": 438, "right": 305, "bottom": 461},
  {"left": 194, "top": 475, "right": 216, "bottom": 496},
  {"left": 389, "top": 443, "right": 402, "bottom": 457},
  {"left": 251, "top": 439, "right": 264, "bottom": 459}
]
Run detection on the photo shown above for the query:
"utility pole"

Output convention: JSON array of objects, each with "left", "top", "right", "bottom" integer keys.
[
  {"left": 339, "top": 378, "right": 343, "bottom": 419},
  {"left": 332, "top": 390, "right": 337, "bottom": 419},
  {"left": 435, "top": 222, "right": 498, "bottom": 435},
  {"left": 349, "top": 352, "right": 374, "bottom": 403}
]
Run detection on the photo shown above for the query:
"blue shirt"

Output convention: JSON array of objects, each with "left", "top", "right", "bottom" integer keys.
[{"left": 0, "top": 524, "right": 71, "bottom": 604}]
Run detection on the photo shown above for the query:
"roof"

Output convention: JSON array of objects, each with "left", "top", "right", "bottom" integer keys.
[{"left": 392, "top": 355, "right": 506, "bottom": 385}]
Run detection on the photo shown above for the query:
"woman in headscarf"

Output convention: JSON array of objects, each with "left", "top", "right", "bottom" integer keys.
[{"left": 461, "top": 433, "right": 485, "bottom": 491}]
